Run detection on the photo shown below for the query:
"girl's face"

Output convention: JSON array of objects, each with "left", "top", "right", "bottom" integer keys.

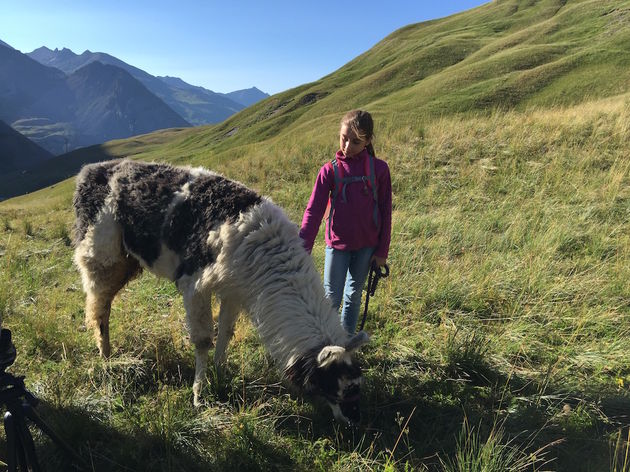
[{"left": 339, "top": 124, "right": 370, "bottom": 158}]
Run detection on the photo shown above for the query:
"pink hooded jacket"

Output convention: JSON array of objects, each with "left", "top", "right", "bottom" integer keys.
[{"left": 299, "top": 148, "right": 392, "bottom": 258}]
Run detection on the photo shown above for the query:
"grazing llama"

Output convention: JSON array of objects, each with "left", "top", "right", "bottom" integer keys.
[{"left": 72, "top": 159, "right": 369, "bottom": 423}]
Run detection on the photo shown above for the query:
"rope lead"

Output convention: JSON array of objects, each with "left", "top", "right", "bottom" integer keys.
[{"left": 358, "top": 262, "right": 390, "bottom": 332}]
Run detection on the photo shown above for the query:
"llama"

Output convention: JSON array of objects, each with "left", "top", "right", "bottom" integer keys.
[{"left": 72, "top": 159, "right": 369, "bottom": 424}]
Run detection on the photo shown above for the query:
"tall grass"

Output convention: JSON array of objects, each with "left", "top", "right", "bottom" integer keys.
[
  {"left": 440, "top": 418, "right": 550, "bottom": 472},
  {"left": 0, "top": 97, "right": 628, "bottom": 470},
  {"left": 611, "top": 429, "right": 630, "bottom": 472}
]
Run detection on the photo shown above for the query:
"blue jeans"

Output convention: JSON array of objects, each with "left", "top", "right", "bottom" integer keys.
[{"left": 324, "top": 246, "right": 375, "bottom": 334}]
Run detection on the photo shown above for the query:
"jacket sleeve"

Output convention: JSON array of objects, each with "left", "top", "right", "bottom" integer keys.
[
  {"left": 299, "top": 165, "right": 331, "bottom": 253},
  {"left": 374, "top": 161, "right": 392, "bottom": 259}
]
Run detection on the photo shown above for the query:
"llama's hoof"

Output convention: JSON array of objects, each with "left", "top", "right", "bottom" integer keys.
[
  {"left": 99, "top": 348, "right": 111, "bottom": 359},
  {"left": 193, "top": 382, "right": 205, "bottom": 407}
]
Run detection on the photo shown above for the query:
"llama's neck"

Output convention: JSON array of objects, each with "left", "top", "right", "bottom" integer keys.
[
  {"left": 247, "top": 261, "right": 347, "bottom": 368},
  {"left": 208, "top": 199, "right": 349, "bottom": 367}
]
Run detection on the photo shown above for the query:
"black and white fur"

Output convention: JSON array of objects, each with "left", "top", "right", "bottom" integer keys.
[{"left": 72, "top": 159, "right": 369, "bottom": 423}]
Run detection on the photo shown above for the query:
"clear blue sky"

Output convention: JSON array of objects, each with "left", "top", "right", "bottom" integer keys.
[{"left": 1, "top": 1, "right": 488, "bottom": 95}]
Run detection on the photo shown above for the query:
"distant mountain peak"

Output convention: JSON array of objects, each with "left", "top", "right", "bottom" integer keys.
[
  {"left": 158, "top": 75, "right": 191, "bottom": 89},
  {"left": 0, "top": 39, "right": 14, "bottom": 49},
  {"left": 222, "top": 87, "right": 270, "bottom": 107},
  {"left": 29, "top": 45, "right": 78, "bottom": 66},
  {"left": 57, "top": 47, "right": 77, "bottom": 58}
]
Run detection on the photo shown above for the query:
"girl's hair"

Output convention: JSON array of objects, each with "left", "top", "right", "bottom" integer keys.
[{"left": 341, "top": 110, "right": 376, "bottom": 156}]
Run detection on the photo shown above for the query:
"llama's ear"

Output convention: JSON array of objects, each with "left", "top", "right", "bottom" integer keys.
[
  {"left": 345, "top": 331, "right": 370, "bottom": 352},
  {"left": 317, "top": 345, "right": 346, "bottom": 368}
]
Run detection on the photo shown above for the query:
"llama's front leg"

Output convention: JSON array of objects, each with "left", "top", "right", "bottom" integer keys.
[
  {"left": 182, "top": 283, "right": 214, "bottom": 407},
  {"left": 192, "top": 339, "right": 212, "bottom": 407},
  {"left": 214, "top": 298, "right": 240, "bottom": 367}
]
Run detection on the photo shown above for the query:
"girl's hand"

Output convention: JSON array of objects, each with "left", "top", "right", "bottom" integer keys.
[{"left": 371, "top": 255, "right": 387, "bottom": 268}]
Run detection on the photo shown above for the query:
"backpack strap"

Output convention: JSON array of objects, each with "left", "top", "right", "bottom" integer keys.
[
  {"left": 331, "top": 158, "right": 344, "bottom": 200},
  {"left": 366, "top": 153, "right": 379, "bottom": 227},
  {"left": 327, "top": 158, "right": 343, "bottom": 240}
]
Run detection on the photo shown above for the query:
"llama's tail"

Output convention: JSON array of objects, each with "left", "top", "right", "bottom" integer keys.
[{"left": 72, "top": 159, "right": 121, "bottom": 246}]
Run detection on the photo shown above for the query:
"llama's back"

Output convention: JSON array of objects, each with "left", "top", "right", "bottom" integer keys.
[{"left": 73, "top": 159, "right": 264, "bottom": 280}]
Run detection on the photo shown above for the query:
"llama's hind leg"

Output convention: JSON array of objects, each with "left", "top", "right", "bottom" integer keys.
[
  {"left": 79, "top": 256, "right": 141, "bottom": 357},
  {"left": 180, "top": 280, "right": 214, "bottom": 406},
  {"left": 85, "top": 291, "right": 113, "bottom": 358},
  {"left": 214, "top": 297, "right": 240, "bottom": 368},
  {"left": 74, "top": 216, "right": 140, "bottom": 358}
]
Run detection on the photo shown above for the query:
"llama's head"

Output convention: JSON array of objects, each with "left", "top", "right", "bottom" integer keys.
[{"left": 286, "top": 331, "right": 370, "bottom": 424}]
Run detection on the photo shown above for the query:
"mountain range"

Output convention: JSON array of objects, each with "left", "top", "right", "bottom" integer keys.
[
  {"left": 27, "top": 47, "right": 267, "bottom": 123},
  {"left": 0, "top": 41, "right": 269, "bottom": 158}
]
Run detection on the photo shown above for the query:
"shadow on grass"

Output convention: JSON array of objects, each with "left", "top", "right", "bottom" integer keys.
[
  {"left": 0, "top": 397, "right": 294, "bottom": 472},
  {"left": 0, "top": 401, "right": 200, "bottom": 472},
  {"left": 23, "top": 342, "right": 629, "bottom": 471}
]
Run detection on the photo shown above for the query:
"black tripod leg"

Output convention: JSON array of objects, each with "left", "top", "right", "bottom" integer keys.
[
  {"left": 22, "top": 403, "right": 88, "bottom": 470},
  {"left": 4, "top": 411, "right": 18, "bottom": 472},
  {"left": 14, "top": 412, "right": 41, "bottom": 472},
  {"left": 5, "top": 409, "right": 35, "bottom": 472}
]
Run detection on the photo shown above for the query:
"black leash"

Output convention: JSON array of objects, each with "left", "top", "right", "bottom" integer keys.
[{"left": 358, "top": 262, "right": 390, "bottom": 332}]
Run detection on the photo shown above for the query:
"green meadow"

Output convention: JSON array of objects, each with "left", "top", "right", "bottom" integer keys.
[{"left": 1, "top": 0, "right": 629, "bottom": 470}]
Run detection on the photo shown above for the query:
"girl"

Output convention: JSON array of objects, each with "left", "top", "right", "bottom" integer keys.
[{"left": 300, "top": 110, "right": 392, "bottom": 334}]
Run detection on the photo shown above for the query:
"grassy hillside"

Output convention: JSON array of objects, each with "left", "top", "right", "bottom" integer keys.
[{"left": 1, "top": 0, "right": 629, "bottom": 470}]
